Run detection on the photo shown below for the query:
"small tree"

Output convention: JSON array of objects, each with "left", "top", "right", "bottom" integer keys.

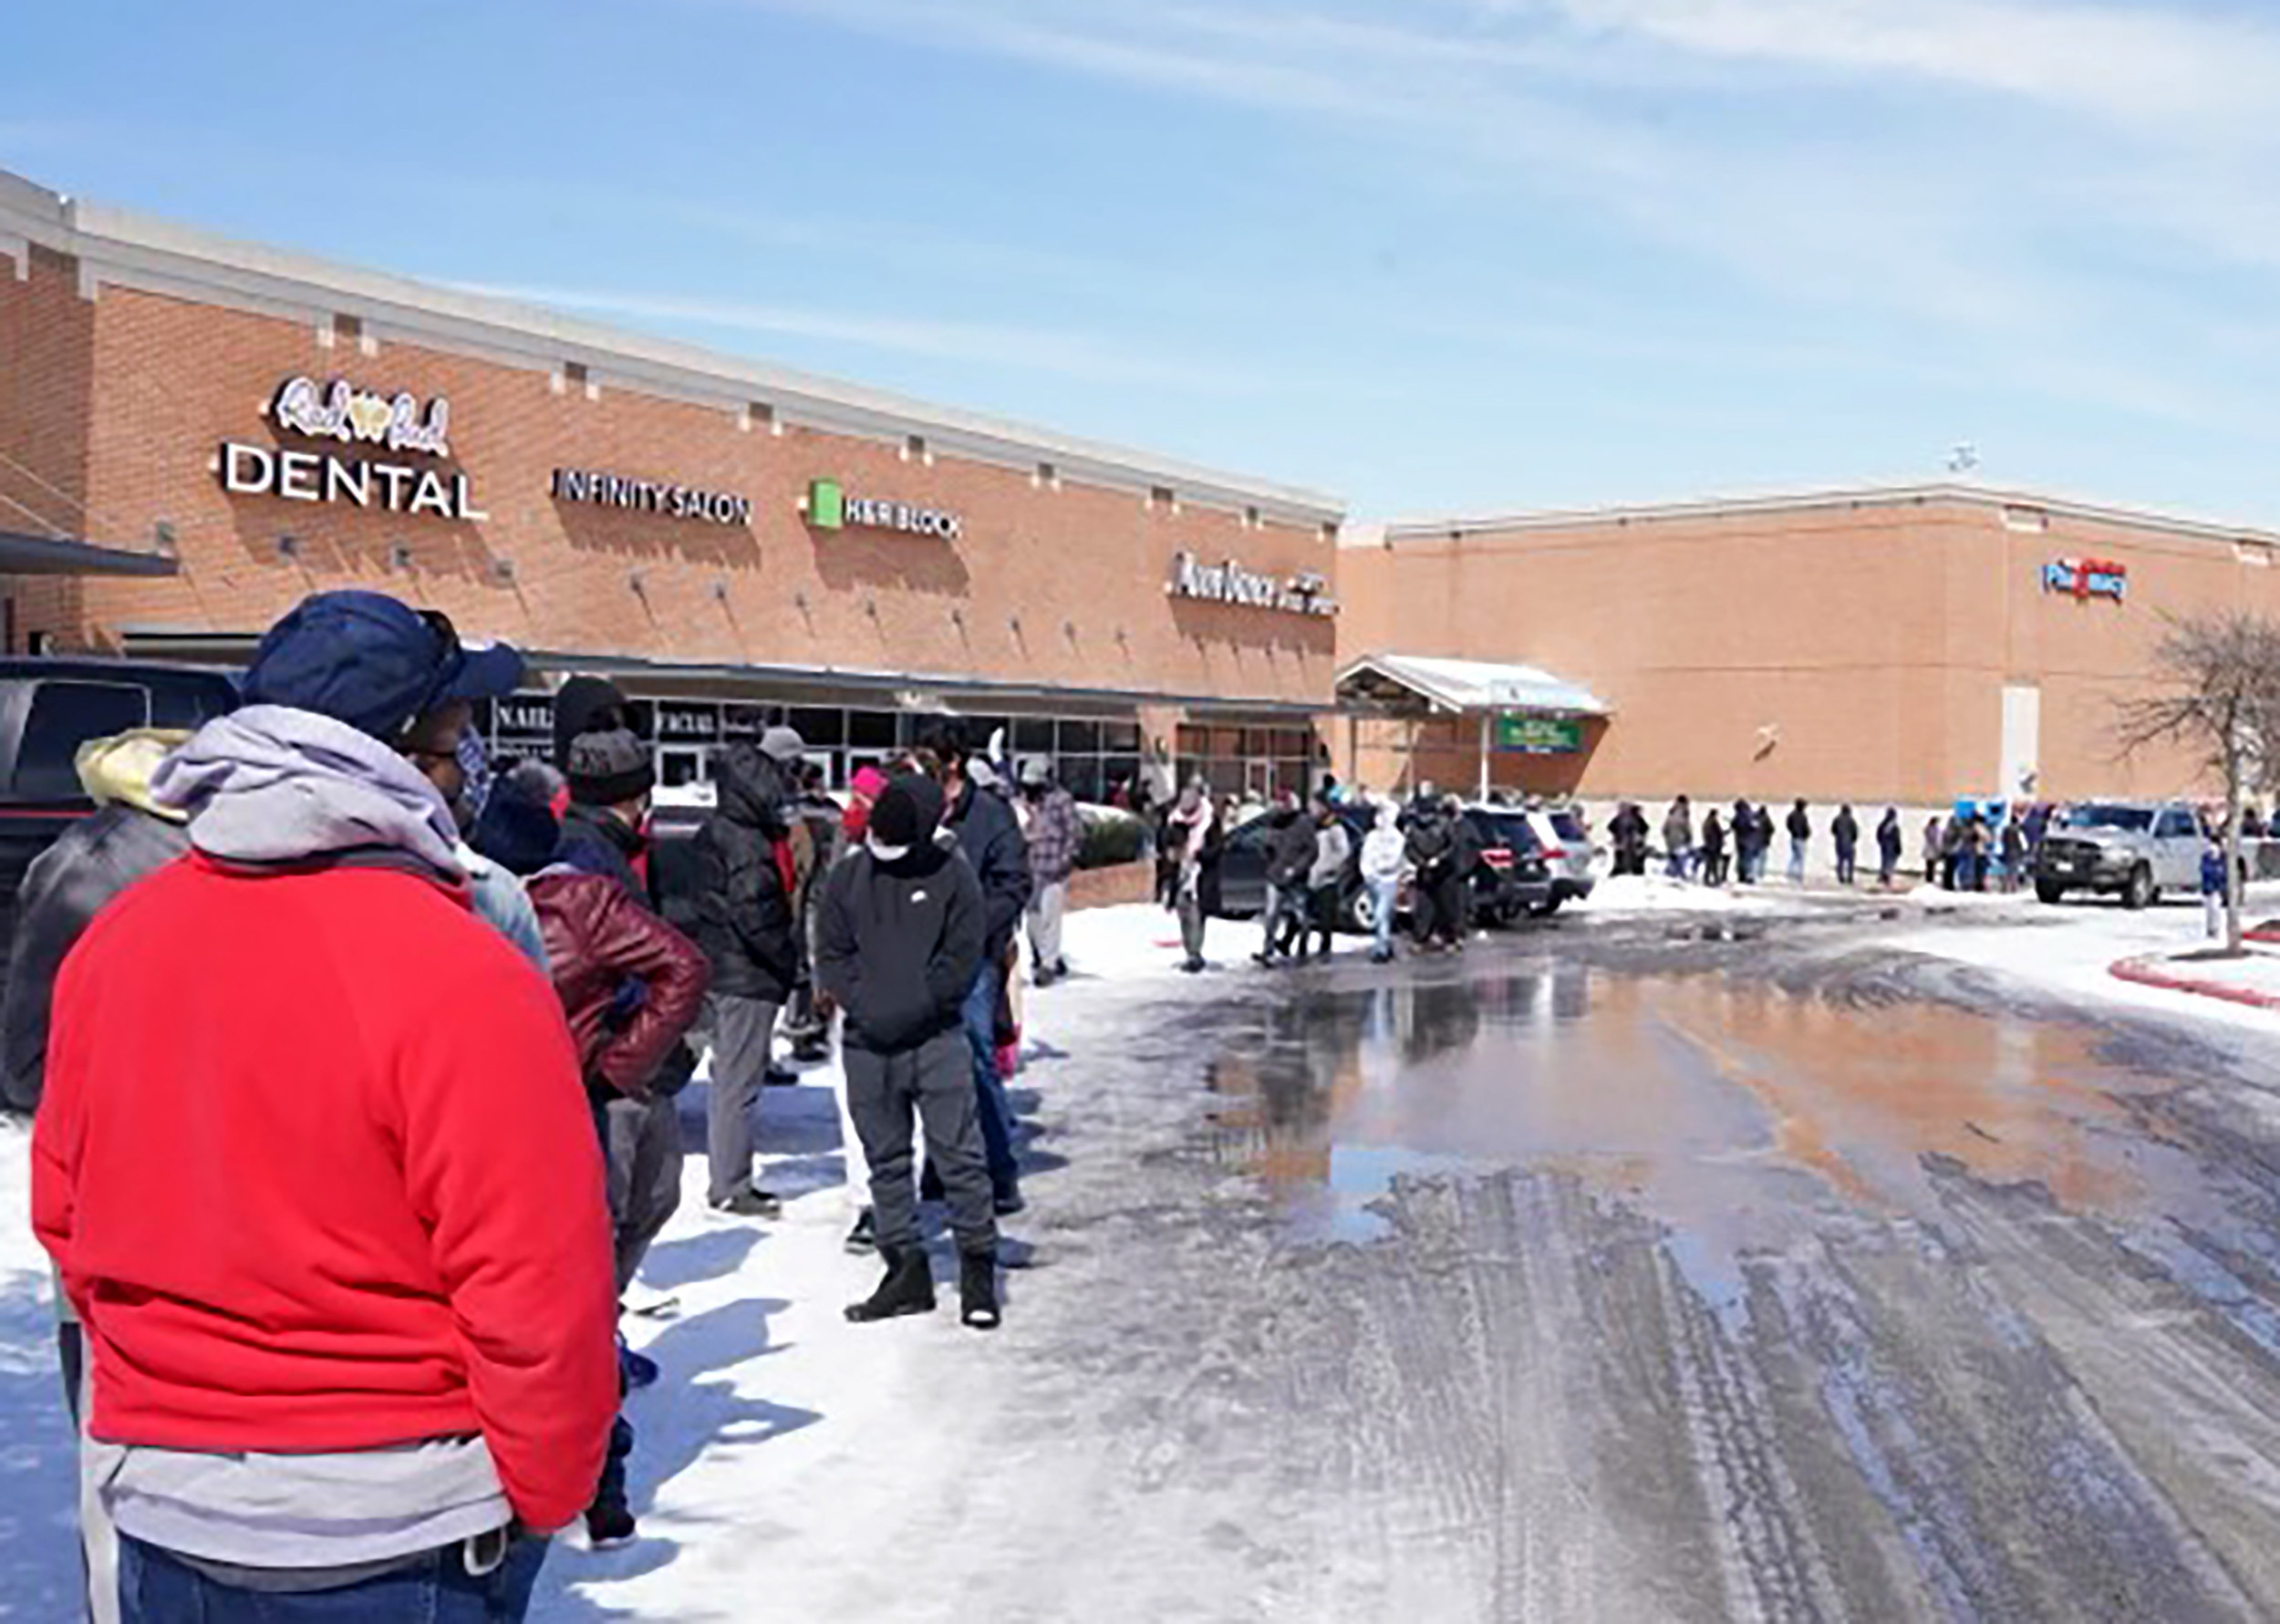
[{"left": 2116, "top": 608, "right": 2280, "bottom": 953}]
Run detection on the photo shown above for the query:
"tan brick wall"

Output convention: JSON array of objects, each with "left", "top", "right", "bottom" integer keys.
[
  {"left": 1339, "top": 497, "right": 2279, "bottom": 805},
  {"left": 0, "top": 255, "right": 1335, "bottom": 710}
]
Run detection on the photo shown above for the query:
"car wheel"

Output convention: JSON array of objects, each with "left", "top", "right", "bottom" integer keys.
[
  {"left": 1529, "top": 897, "right": 1562, "bottom": 917},
  {"left": 2035, "top": 880, "right": 2066, "bottom": 905},
  {"left": 2123, "top": 865, "right": 2154, "bottom": 911},
  {"left": 1348, "top": 888, "right": 1376, "bottom": 935}
]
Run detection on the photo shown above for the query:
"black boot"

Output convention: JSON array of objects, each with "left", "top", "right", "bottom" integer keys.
[
  {"left": 845, "top": 1247, "right": 936, "bottom": 1323},
  {"left": 959, "top": 1250, "right": 1001, "bottom": 1331}
]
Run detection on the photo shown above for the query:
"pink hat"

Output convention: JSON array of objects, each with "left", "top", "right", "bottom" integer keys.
[{"left": 850, "top": 765, "right": 889, "bottom": 800}]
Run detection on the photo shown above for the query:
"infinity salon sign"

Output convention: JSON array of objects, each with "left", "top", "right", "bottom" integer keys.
[{"left": 218, "top": 377, "right": 485, "bottom": 520}]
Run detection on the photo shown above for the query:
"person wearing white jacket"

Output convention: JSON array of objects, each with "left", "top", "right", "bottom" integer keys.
[{"left": 1360, "top": 803, "right": 1408, "bottom": 965}]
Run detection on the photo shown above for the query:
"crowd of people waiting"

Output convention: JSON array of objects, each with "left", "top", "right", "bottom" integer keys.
[{"left": 2, "top": 590, "right": 1070, "bottom": 1622}]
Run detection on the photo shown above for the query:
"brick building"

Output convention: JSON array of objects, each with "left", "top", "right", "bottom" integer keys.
[
  {"left": 0, "top": 168, "right": 1342, "bottom": 799},
  {"left": 1337, "top": 486, "right": 2280, "bottom": 809}
]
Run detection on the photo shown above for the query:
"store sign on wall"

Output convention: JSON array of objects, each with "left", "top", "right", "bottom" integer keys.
[
  {"left": 1495, "top": 715, "right": 1583, "bottom": 754},
  {"left": 1166, "top": 551, "right": 1338, "bottom": 617},
  {"left": 803, "top": 479, "right": 962, "bottom": 540},
  {"left": 218, "top": 375, "right": 484, "bottom": 520},
  {"left": 553, "top": 468, "right": 751, "bottom": 525},
  {"left": 2043, "top": 556, "right": 2128, "bottom": 602}
]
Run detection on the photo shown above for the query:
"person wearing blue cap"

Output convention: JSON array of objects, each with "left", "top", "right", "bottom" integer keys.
[{"left": 33, "top": 590, "right": 616, "bottom": 1619}]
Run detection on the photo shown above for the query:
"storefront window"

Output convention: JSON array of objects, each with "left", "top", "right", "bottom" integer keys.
[
  {"left": 1057, "top": 719, "right": 1102, "bottom": 753},
  {"left": 790, "top": 707, "right": 845, "bottom": 747},
  {"left": 847, "top": 709, "right": 897, "bottom": 750},
  {"left": 1011, "top": 717, "right": 1055, "bottom": 753}
]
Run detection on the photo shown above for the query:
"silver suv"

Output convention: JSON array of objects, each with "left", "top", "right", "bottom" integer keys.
[
  {"left": 2035, "top": 800, "right": 2202, "bottom": 909},
  {"left": 1516, "top": 805, "right": 1596, "bottom": 915}
]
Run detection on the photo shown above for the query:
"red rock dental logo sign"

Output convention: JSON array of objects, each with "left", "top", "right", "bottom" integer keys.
[
  {"left": 217, "top": 377, "right": 485, "bottom": 520},
  {"left": 1166, "top": 550, "right": 1337, "bottom": 617}
]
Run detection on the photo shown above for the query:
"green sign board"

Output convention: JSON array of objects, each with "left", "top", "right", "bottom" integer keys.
[
  {"left": 1496, "top": 714, "right": 1582, "bottom": 754},
  {"left": 805, "top": 478, "right": 846, "bottom": 532}
]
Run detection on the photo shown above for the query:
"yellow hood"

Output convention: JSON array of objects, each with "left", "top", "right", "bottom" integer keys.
[{"left": 76, "top": 729, "right": 193, "bottom": 821}]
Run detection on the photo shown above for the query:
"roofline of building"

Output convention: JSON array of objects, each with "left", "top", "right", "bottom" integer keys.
[
  {"left": 1373, "top": 481, "right": 2280, "bottom": 551},
  {"left": 0, "top": 169, "right": 1344, "bottom": 527},
  {"left": 114, "top": 626, "right": 1328, "bottom": 719}
]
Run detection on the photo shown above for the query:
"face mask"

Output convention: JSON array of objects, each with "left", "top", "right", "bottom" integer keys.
[{"left": 867, "top": 833, "right": 912, "bottom": 863}]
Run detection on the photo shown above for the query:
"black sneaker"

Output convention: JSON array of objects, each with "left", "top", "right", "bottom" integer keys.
[
  {"left": 586, "top": 1501, "right": 637, "bottom": 1550},
  {"left": 618, "top": 1342, "right": 660, "bottom": 1391},
  {"left": 762, "top": 1064, "right": 800, "bottom": 1088},
  {"left": 992, "top": 1184, "right": 1027, "bottom": 1217},
  {"left": 844, "top": 1208, "right": 877, "bottom": 1255},
  {"left": 710, "top": 1186, "right": 782, "bottom": 1219}
]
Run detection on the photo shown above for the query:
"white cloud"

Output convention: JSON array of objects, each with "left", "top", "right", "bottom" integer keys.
[
  {"left": 445, "top": 280, "right": 1259, "bottom": 391},
  {"left": 728, "top": 0, "right": 2280, "bottom": 393}
]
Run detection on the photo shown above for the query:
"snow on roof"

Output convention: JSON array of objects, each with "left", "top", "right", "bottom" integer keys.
[{"left": 1336, "top": 652, "right": 1609, "bottom": 717}]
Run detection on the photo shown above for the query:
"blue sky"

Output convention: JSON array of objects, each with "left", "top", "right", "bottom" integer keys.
[{"left": 6, "top": 0, "right": 2278, "bottom": 522}]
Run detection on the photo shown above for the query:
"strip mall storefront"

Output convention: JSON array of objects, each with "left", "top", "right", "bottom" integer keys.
[
  {"left": 1337, "top": 486, "right": 2280, "bottom": 808},
  {"left": 0, "top": 169, "right": 1342, "bottom": 799}
]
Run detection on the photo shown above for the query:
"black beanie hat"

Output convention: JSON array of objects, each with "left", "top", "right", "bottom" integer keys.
[
  {"left": 470, "top": 776, "right": 562, "bottom": 877},
  {"left": 566, "top": 728, "right": 655, "bottom": 808},
  {"left": 869, "top": 772, "right": 944, "bottom": 850}
]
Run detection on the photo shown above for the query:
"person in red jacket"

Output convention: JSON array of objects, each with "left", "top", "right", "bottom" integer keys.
[
  {"left": 471, "top": 771, "right": 710, "bottom": 1551},
  {"left": 33, "top": 591, "right": 617, "bottom": 1620}
]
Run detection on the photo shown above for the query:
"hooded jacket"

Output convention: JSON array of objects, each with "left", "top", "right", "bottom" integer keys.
[
  {"left": 2, "top": 731, "right": 192, "bottom": 1114},
  {"left": 691, "top": 742, "right": 801, "bottom": 1004},
  {"left": 32, "top": 705, "right": 617, "bottom": 1535},
  {"left": 943, "top": 775, "right": 1031, "bottom": 960},
  {"left": 528, "top": 868, "right": 710, "bottom": 1101},
  {"left": 816, "top": 786, "right": 988, "bottom": 1053},
  {"left": 1266, "top": 806, "right": 1318, "bottom": 889},
  {"left": 1309, "top": 813, "right": 1353, "bottom": 890},
  {"left": 1360, "top": 812, "right": 1407, "bottom": 886}
]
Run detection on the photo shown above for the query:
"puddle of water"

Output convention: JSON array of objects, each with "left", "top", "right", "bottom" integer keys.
[{"left": 1203, "top": 961, "right": 2196, "bottom": 1286}]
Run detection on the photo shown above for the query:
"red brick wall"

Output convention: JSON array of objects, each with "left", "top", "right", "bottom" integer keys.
[
  {"left": 0, "top": 257, "right": 1335, "bottom": 709},
  {"left": 0, "top": 244, "right": 98, "bottom": 646}
]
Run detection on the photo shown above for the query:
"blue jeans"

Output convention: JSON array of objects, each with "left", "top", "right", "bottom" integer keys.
[
  {"left": 120, "top": 1533, "right": 545, "bottom": 1622},
  {"left": 961, "top": 960, "right": 1019, "bottom": 1195},
  {"left": 1370, "top": 878, "right": 1399, "bottom": 957},
  {"left": 1788, "top": 839, "right": 1807, "bottom": 884}
]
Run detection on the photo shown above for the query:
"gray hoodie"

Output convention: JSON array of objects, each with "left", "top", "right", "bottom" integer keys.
[{"left": 152, "top": 705, "right": 464, "bottom": 878}]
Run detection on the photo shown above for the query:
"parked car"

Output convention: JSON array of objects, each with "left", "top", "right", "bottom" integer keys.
[
  {"left": 0, "top": 660, "right": 240, "bottom": 978},
  {"left": 1515, "top": 805, "right": 1596, "bottom": 914},
  {"left": 1213, "top": 803, "right": 1376, "bottom": 927},
  {"left": 1457, "top": 804, "right": 1555, "bottom": 926},
  {"left": 2035, "top": 800, "right": 2202, "bottom": 909}
]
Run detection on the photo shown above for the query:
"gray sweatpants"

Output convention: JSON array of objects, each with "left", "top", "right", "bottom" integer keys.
[
  {"left": 59, "top": 1317, "right": 119, "bottom": 1624},
  {"left": 846, "top": 1030, "right": 998, "bottom": 1257},
  {"left": 1026, "top": 878, "right": 1068, "bottom": 974},
  {"left": 605, "top": 1092, "right": 684, "bottom": 1294},
  {"left": 707, "top": 993, "right": 780, "bottom": 1205}
]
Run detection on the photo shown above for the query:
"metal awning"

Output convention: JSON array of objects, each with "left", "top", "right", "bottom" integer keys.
[
  {"left": 1335, "top": 652, "right": 1609, "bottom": 718},
  {"left": 0, "top": 529, "right": 178, "bottom": 577},
  {"left": 118, "top": 628, "right": 1326, "bottom": 719}
]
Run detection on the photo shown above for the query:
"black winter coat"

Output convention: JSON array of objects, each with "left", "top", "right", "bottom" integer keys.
[
  {"left": 1, "top": 804, "right": 188, "bottom": 1112},
  {"left": 691, "top": 743, "right": 800, "bottom": 1004},
  {"left": 944, "top": 778, "right": 1031, "bottom": 959},
  {"left": 1265, "top": 808, "right": 1318, "bottom": 889},
  {"left": 816, "top": 838, "right": 986, "bottom": 1053},
  {"left": 1787, "top": 807, "right": 1812, "bottom": 843},
  {"left": 1832, "top": 811, "right": 1860, "bottom": 853}
]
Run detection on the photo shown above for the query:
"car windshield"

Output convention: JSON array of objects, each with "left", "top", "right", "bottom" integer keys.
[
  {"left": 2060, "top": 804, "right": 2153, "bottom": 833},
  {"left": 1549, "top": 812, "right": 1588, "bottom": 843}
]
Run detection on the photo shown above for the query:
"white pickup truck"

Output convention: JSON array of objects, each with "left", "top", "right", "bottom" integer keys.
[{"left": 2034, "top": 801, "right": 2203, "bottom": 909}]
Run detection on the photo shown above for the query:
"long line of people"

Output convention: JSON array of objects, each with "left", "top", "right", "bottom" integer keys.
[{"left": 7, "top": 591, "right": 1042, "bottom": 1622}]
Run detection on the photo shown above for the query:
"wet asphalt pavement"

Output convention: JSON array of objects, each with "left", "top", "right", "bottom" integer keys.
[{"left": 989, "top": 908, "right": 2280, "bottom": 1622}]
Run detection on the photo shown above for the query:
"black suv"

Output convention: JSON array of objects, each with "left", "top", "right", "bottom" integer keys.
[{"left": 0, "top": 660, "right": 240, "bottom": 970}]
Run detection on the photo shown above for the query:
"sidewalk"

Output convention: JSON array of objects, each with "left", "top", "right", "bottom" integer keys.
[{"left": 2110, "top": 942, "right": 2280, "bottom": 1011}]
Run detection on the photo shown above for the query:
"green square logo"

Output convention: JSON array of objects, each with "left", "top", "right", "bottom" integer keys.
[{"left": 806, "top": 478, "right": 845, "bottom": 531}]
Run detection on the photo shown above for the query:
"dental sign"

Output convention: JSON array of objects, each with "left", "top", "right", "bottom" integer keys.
[
  {"left": 2044, "top": 556, "right": 2128, "bottom": 603},
  {"left": 218, "top": 376, "right": 484, "bottom": 520},
  {"left": 1166, "top": 550, "right": 1337, "bottom": 617}
]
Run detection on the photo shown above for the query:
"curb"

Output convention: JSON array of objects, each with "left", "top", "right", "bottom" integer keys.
[{"left": 2109, "top": 956, "right": 2280, "bottom": 1010}]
